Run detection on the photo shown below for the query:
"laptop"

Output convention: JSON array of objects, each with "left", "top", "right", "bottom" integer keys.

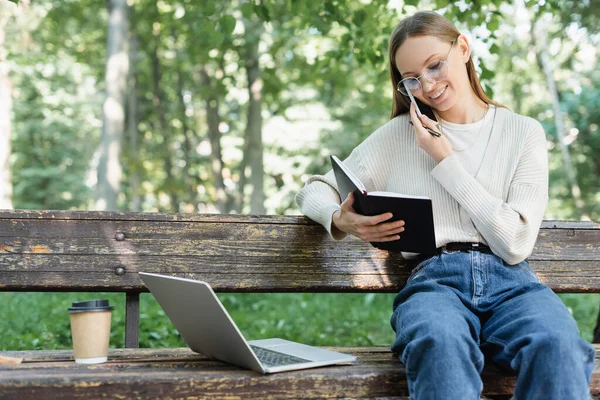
[{"left": 138, "top": 272, "right": 357, "bottom": 374}]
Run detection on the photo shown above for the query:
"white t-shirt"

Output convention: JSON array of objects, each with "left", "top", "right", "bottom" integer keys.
[{"left": 436, "top": 105, "right": 496, "bottom": 176}]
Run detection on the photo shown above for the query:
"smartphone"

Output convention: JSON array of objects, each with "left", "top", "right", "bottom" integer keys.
[
  {"left": 403, "top": 81, "right": 436, "bottom": 120},
  {"left": 403, "top": 81, "right": 440, "bottom": 137}
]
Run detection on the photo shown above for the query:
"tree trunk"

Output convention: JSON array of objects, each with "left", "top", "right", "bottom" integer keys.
[
  {"left": 532, "top": 15, "right": 590, "bottom": 220},
  {"left": 242, "top": 18, "right": 265, "bottom": 214},
  {"left": 174, "top": 30, "right": 198, "bottom": 213},
  {"left": 0, "top": 13, "right": 13, "bottom": 209},
  {"left": 150, "top": 34, "right": 179, "bottom": 212},
  {"left": 199, "top": 67, "right": 226, "bottom": 214},
  {"left": 127, "top": 33, "right": 141, "bottom": 212},
  {"left": 237, "top": 128, "right": 248, "bottom": 213},
  {"left": 177, "top": 68, "right": 198, "bottom": 212},
  {"left": 96, "top": 0, "right": 129, "bottom": 211}
]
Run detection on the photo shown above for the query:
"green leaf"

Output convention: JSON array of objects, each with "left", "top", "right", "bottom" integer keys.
[
  {"left": 404, "top": 0, "right": 420, "bottom": 6},
  {"left": 341, "top": 33, "right": 352, "bottom": 45},
  {"left": 220, "top": 15, "right": 236, "bottom": 34},
  {"left": 289, "top": 0, "right": 305, "bottom": 16},
  {"left": 254, "top": 4, "right": 270, "bottom": 22},
  {"left": 489, "top": 43, "right": 500, "bottom": 55},
  {"left": 480, "top": 67, "right": 494, "bottom": 81},
  {"left": 487, "top": 18, "right": 500, "bottom": 32},
  {"left": 240, "top": 3, "right": 254, "bottom": 19},
  {"left": 207, "top": 30, "right": 224, "bottom": 47},
  {"left": 202, "top": 2, "right": 217, "bottom": 16},
  {"left": 353, "top": 10, "right": 367, "bottom": 26}
]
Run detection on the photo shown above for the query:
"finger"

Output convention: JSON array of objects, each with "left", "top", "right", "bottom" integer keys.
[
  {"left": 364, "top": 212, "right": 394, "bottom": 226},
  {"left": 360, "top": 220, "right": 405, "bottom": 240},
  {"left": 383, "top": 219, "right": 405, "bottom": 228},
  {"left": 363, "top": 230, "right": 401, "bottom": 242},
  {"left": 372, "top": 219, "right": 405, "bottom": 231},
  {"left": 340, "top": 192, "right": 354, "bottom": 210},
  {"left": 409, "top": 102, "right": 420, "bottom": 126},
  {"left": 419, "top": 113, "right": 441, "bottom": 133},
  {"left": 409, "top": 103, "right": 430, "bottom": 137},
  {"left": 370, "top": 230, "right": 404, "bottom": 242},
  {"left": 377, "top": 223, "right": 406, "bottom": 236},
  {"left": 368, "top": 221, "right": 405, "bottom": 238},
  {"left": 372, "top": 234, "right": 401, "bottom": 242}
]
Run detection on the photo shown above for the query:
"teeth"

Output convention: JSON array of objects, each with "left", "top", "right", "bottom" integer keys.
[{"left": 431, "top": 86, "right": 447, "bottom": 99}]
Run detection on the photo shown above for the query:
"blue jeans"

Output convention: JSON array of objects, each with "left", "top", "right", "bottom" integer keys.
[{"left": 390, "top": 250, "right": 595, "bottom": 400}]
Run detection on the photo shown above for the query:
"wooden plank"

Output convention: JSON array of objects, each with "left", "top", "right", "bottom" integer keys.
[
  {"left": 0, "top": 271, "right": 410, "bottom": 292},
  {"left": 1, "top": 251, "right": 598, "bottom": 276},
  {"left": 0, "top": 254, "right": 409, "bottom": 273},
  {"left": 540, "top": 220, "right": 600, "bottom": 229},
  {"left": 0, "top": 210, "right": 598, "bottom": 230},
  {"left": 1, "top": 230, "right": 599, "bottom": 261},
  {"left": 0, "top": 219, "right": 328, "bottom": 240},
  {"left": 0, "top": 210, "right": 317, "bottom": 224},
  {"left": 1, "top": 347, "right": 389, "bottom": 361},
  {"left": 2, "top": 258, "right": 600, "bottom": 292},
  {"left": 125, "top": 293, "right": 139, "bottom": 348},
  {"left": 0, "top": 219, "right": 598, "bottom": 260},
  {"left": 1, "top": 346, "right": 600, "bottom": 398}
]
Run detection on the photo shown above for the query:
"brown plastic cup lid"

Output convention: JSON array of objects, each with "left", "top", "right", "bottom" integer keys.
[{"left": 68, "top": 299, "right": 114, "bottom": 313}]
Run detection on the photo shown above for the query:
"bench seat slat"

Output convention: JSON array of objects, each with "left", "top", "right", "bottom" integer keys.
[{"left": 2, "top": 346, "right": 600, "bottom": 398}]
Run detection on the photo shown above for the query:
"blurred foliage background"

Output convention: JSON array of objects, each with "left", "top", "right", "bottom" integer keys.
[{"left": 0, "top": 0, "right": 599, "bottom": 350}]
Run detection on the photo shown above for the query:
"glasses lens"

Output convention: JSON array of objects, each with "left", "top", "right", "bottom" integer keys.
[
  {"left": 397, "top": 78, "right": 420, "bottom": 95},
  {"left": 424, "top": 60, "right": 448, "bottom": 82}
]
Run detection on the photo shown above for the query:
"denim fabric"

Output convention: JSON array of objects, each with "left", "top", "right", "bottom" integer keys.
[{"left": 390, "top": 250, "right": 596, "bottom": 400}]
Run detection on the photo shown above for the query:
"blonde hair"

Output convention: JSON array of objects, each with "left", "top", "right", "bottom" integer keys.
[{"left": 388, "top": 11, "right": 505, "bottom": 119}]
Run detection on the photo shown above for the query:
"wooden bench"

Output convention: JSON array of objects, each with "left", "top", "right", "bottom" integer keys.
[{"left": 0, "top": 209, "right": 599, "bottom": 399}]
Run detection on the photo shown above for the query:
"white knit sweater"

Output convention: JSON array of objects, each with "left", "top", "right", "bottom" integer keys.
[{"left": 295, "top": 107, "right": 549, "bottom": 265}]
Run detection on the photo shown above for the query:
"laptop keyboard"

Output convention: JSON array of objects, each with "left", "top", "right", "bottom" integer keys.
[{"left": 250, "top": 345, "right": 312, "bottom": 367}]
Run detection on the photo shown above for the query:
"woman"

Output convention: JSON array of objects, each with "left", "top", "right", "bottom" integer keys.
[{"left": 295, "top": 10, "right": 595, "bottom": 400}]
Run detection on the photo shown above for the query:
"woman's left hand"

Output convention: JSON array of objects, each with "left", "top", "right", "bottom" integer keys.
[{"left": 409, "top": 102, "right": 454, "bottom": 163}]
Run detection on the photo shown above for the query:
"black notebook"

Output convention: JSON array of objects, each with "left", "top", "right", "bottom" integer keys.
[{"left": 330, "top": 155, "right": 436, "bottom": 253}]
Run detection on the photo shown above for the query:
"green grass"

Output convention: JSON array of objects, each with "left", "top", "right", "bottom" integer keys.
[
  {"left": 559, "top": 293, "right": 600, "bottom": 342},
  {"left": 1, "top": 292, "right": 598, "bottom": 351}
]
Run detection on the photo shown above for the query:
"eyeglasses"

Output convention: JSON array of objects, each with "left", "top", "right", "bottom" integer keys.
[{"left": 396, "top": 38, "right": 457, "bottom": 96}]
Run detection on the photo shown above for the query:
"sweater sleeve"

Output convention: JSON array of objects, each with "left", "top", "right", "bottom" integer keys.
[
  {"left": 295, "top": 150, "right": 372, "bottom": 240},
  {"left": 431, "top": 119, "right": 548, "bottom": 265}
]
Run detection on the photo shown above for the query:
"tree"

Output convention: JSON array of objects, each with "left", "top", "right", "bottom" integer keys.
[
  {"left": 127, "top": 32, "right": 142, "bottom": 212},
  {"left": 240, "top": 15, "right": 265, "bottom": 214},
  {"left": 96, "top": 0, "right": 129, "bottom": 211},
  {"left": 530, "top": 11, "right": 590, "bottom": 220},
  {"left": 0, "top": 0, "right": 22, "bottom": 209},
  {"left": 200, "top": 66, "right": 226, "bottom": 213},
  {"left": 0, "top": 5, "right": 13, "bottom": 209},
  {"left": 5, "top": 0, "right": 598, "bottom": 220}
]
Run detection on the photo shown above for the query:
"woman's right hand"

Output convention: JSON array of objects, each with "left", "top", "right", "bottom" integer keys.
[{"left": 332, "top": 192, "right": 405, "bottom": 243}]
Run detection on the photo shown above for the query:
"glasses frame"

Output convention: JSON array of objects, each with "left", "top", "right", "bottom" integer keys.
[{"left": 397, "top": 37, "right": 458, "bottom": 96}]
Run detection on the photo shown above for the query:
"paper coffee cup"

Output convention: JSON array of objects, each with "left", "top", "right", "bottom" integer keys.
[{"left": 68, "top": 299, "right": 114, "bottom": 364}]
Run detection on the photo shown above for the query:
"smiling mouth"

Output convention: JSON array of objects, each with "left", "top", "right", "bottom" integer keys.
[{"left": 429, "top": 85, "right": 448, "bottom": 100}]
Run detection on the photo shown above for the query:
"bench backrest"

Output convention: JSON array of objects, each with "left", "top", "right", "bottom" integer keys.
[
  {"left": 1, "top": 210, "right": 599, "bottom": 293},
  {"left": 1, "top": 210, "right": 598, "bottom": 347}
]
